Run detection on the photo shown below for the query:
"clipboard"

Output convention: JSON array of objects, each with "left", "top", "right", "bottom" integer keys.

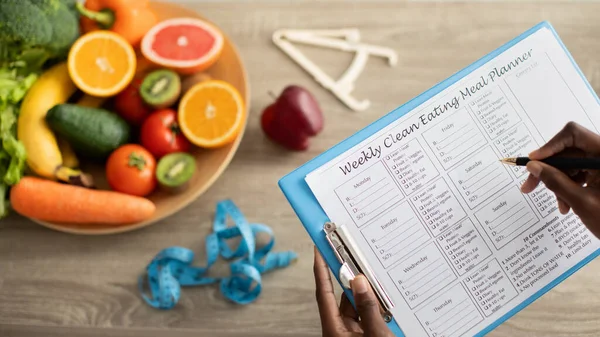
[{"left": 278, "top": 21, "right": 600, "bottom": 336}]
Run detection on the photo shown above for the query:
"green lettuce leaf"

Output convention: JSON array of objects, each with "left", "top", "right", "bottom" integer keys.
[{"left": 0, "top": 67, "right": 37, "bottom": 218}]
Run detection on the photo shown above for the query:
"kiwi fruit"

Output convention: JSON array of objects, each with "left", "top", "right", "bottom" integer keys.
[
  {"left": 156, "top": 152, "right": 196, "bottom": 192},
  {"left": 139, "top": 69, "right": 181, "bottom": 109}
]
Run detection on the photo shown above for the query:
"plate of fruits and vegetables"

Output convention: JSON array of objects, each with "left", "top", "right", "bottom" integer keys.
[{"left": 3, "top": 0, "right": 249, "bottom": 235}]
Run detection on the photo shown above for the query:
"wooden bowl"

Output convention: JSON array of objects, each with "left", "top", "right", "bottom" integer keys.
[{"left": 30, "top": 1, "right": 249, "bottom": 235}]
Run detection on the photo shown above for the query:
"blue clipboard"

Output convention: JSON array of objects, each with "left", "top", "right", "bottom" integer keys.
[{"left": 278, "top": 21, "right": 600, "bottom": 336}]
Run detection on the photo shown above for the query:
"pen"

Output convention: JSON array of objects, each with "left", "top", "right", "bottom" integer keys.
[{"left": 500, "top": 156, "right": 600, "bottom": 170}]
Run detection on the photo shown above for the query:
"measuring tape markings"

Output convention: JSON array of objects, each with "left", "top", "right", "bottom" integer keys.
[{"left": 139, "top": 199, "right": 298, "bottom": 309}]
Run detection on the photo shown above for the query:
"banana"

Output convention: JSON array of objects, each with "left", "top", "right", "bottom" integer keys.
[
  {"left": 57, "top": 137, "right": 79, "bottom": 168},
  {"left": 18, "top": 62, "right": 93, "bottom": 187},
  {"left": 76, "top": 94, "right": 107, "bottom": 108}
]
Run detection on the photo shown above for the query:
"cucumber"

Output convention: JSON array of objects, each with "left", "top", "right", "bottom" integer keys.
[{"left": 46, "top": 103, "right": 131, "bottom": 159}]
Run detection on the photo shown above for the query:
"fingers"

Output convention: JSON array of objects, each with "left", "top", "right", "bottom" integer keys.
[
  {"left": 529, "top": 122, "right": 600, "bottom": 160},
  {"left": 339, "top": 293, "right": 362, "bottom": 332},
  {"left": 313, "top": 246, "right": 344, "bottom": 334},
  {"left": 520, "top": 173, "right": 540, "bottom": 194},
  {"left": 521, "top": 173, "right": 573, "bottom": 214},
  {"left": 526, "top": 161, "right": 587, "bottom": 212},
  {"left": 339, "top": 292, "right": 359, "bottom": 320},
  {"left": 557, "top": 196, "right": 571, "bottom": 214},
  {"left": 350, "top": 275, "right": 390, "bottom": 335}
]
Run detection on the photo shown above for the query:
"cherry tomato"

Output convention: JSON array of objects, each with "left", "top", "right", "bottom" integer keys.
[
  {"left": 140, "top": 108, "right": 191, "bottom": 159},
  {"left": 106, "top": 144, "right": 157, "bottom": 197},
  {"left": 113, "top": 78, "right": 153, "bottom": 125}
]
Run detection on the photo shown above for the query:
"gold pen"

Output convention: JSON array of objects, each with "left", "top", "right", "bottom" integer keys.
[{"left": 499, "top": 156, "right": 600, "bottom": 169}]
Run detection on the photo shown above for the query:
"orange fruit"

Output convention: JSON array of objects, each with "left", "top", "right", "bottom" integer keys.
[
  {"left": 178, "top": 80, "right": 245, "bottom": 148},
  {"left": 140, "top": 18, "right": 224, "bottom": 75},
  {"left": 68, "top": 31, "right": 137, "bottom": 97}
]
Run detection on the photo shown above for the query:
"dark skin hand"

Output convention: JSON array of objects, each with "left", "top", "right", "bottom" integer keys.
[
  {"left": 310, "top": 122, "right": 600, "bottom": 336},
  {"left": 521, "top": 121, "right": 600, "bottom": 238},
  {"left": 313, "top": 247, "right": 394, "bottom": 337}
]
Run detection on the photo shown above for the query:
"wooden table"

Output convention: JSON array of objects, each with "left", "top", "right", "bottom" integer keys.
[{"left": 3, "top": 1, "right": 600, "bottom": 336}]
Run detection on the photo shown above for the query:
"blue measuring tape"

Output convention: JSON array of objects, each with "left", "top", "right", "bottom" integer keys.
[{"left": 138, "top": 199, "right": 298, "bottom": 309}]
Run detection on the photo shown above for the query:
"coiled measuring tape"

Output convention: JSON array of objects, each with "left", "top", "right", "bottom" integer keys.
[{"left": 138, "top": 199, "right": 298, "bottom": 309}]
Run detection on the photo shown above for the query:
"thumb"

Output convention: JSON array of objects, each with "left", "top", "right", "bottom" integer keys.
[
  {"left": 350, "top": 275, "right": 389, "bottom": 334},
  {"left": 526, "top": 161, "right": 586, "bottom": 210}
]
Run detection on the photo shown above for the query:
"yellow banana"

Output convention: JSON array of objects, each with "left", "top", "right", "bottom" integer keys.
[
  {"left": 57, "top": 137, "right": 79, "bottom": 168},
  {"left": 76, "top": 94, "right": 107, "bottom": 108},
  {"left": 18, "top": 62, "right": 93, "bottom": 187}
]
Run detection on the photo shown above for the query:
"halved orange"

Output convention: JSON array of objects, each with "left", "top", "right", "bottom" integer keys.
[
  {"left": 178, "top": 80, "right": 245, "bottom": 148},
  {"left": 68, "top": 31, "right": 137, "bottom": 97}
]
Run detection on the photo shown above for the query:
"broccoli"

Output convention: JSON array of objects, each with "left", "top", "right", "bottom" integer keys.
[
  {"left": 0, "top": 0, "right": 80, "bottom": 69},
  {"left": 0, "top": 0, "right": 53, "bottom": 48},
  {"left": 59, "top": 0, "right": 78, "bottom": 11},
  {"left": 29, "top": 0, "right": 80, "bottom": 57},
  {"left": 0, "top": 0, "right": 81, "bottom": 219}
]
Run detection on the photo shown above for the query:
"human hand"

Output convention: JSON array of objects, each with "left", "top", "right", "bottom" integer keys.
[
  {"left": 313, "top": 246, "right": 394, "bottom": 337},
  {"left": 520, "top": 122, "right": 600, "bottom": 237}
]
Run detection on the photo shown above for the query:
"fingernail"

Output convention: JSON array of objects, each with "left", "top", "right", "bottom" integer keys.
[
  {"left": 527, "top": 162, "right": 542, "bottom": 178},
  {"left": 352, "top": 275, "right": 369, "bottom": 294}
]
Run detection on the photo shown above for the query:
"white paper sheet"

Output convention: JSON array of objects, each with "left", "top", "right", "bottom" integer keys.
[{"left": 305, "top": 26, "right": 600, "bottom": 337}]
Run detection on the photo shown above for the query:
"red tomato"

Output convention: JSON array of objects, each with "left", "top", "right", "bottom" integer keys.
[
  {"left": 106, "top": 144, "right": 157, "bottom": 197},
  {"left": 140, "top": 109, "right": 191, "bottom": 159},
  {"left": 113, "top": 78, "right": 153, "bottom": 125}
]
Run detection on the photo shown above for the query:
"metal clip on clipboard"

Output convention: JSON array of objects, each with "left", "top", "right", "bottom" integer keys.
[
  {"left": 272, "top": 28, "right": 398, "bottom": 112},
  {"left": 324, "top": 221, "right": 394, "bottom": 323}
]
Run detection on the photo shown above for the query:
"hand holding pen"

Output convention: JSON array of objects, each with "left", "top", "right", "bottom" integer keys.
[{"left": 515, "top": 122, "right": 600, "bottom": 238}]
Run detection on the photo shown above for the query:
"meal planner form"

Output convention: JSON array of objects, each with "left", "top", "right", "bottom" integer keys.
[{"left": 305, "top": 26, "right": 600, "bottom": 337}]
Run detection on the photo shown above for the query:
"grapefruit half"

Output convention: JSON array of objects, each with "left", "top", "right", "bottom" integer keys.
[{"left": 141, "top": 17, "right": 224, "bottom": 75}]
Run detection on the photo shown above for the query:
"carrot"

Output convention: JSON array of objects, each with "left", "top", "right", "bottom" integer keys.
[{"left": 10, "top": 177, "right": 156, "bottom": 225}]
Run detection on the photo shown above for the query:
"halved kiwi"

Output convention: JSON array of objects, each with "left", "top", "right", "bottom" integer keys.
[
  {"left": 139, "top": 69, "right": 181, "bottom": 109},
  {"left": 156, "top": 152, "right": 196, "bottom": 193}
]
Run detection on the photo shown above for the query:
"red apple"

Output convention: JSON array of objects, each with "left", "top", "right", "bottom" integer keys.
[{"left": 261, "top": 85, "right": 324, "bottom": 151}]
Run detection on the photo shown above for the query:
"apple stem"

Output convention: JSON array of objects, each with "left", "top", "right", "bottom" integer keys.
[{"left": 267, "top": 91, "right": 277, "bottom": 100}]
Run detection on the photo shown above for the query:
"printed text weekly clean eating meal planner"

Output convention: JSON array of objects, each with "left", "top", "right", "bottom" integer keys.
[{"left": 305, "top": 27, "right": 600, "bottom": 337}]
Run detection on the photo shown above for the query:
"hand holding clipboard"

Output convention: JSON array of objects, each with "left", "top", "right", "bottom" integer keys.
[{"left": 279, "top": 22, "right": 600, "bottom": 337}]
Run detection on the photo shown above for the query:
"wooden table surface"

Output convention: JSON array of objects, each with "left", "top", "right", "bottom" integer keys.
[{"left": 3, "top": 1, "right": 600, "bottom": 336}]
